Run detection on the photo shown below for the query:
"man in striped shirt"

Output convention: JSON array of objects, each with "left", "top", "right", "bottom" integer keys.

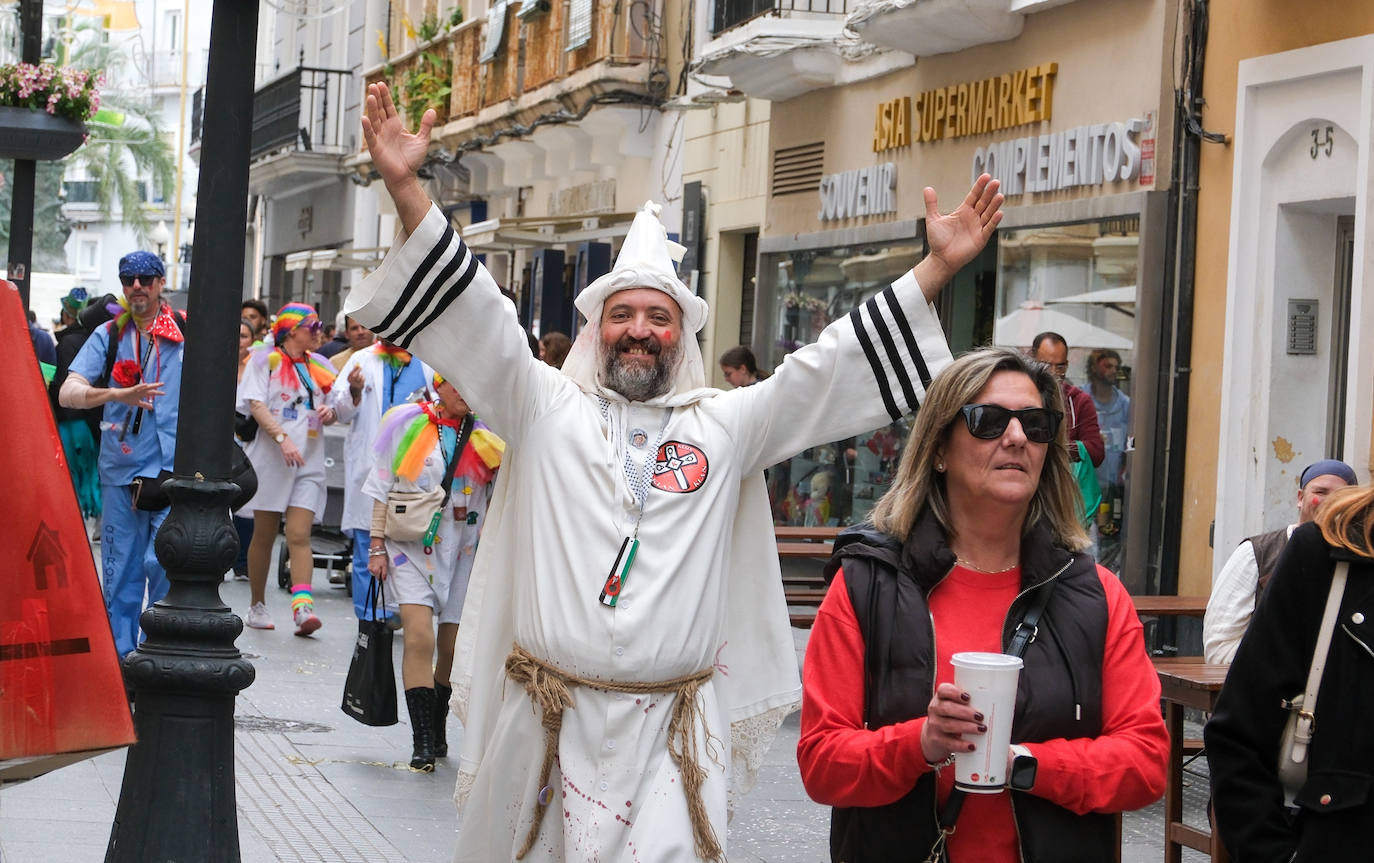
[{"left": 347, "top": 82, "right": 1002, "bottom": 863}]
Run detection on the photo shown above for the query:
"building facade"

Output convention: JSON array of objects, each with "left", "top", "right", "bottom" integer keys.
[
  {"left": 60, "top": 0, "right": 211, "bottom": 301},
  {"left": 1190, "top": 5, "right": 1374, "bottom": 594},
  {"left": 703, "top": 0, "right": 1180, "bottom": 590},
  {"left": 334, "top": 0, "right": 689, "bottom": 341}
]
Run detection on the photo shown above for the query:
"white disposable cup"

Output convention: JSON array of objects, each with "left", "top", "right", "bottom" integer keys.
[{"left": 950, "top": 651, "right": 1023, "bottom": 793}]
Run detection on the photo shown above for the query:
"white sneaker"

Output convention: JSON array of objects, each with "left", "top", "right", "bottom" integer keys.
[
  {"left": 245, "top": 602, "right": 275, "bottom": 630},
  {"left": 293, "top": 604, "right": 322, "bottom": 637}
]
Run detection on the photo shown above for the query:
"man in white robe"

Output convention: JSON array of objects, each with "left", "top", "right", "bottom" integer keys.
[{"left": 350, "top": 83, "right": 1003, "bottom": 863}]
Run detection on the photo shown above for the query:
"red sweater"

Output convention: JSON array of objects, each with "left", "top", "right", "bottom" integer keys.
[
  {"left": 1064, "top": 381, "right": 1104, "bottom": 468},
  {"left": 797, "top": 563, "right": 1168, "bottom": 862}
]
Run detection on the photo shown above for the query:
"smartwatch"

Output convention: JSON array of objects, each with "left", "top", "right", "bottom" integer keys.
[
  {"left": 1009, "top": 744, "right": 1037, "bottom": 790},
  {"left": 274, "top": 432, "right": 286, "bottom": 444}
]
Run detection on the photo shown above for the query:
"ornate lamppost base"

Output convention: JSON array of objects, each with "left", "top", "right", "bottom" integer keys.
[{"left": 105, "top": 478, "right": 255, "bottom": 863}]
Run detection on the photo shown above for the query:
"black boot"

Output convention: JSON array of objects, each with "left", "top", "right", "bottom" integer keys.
[
  {"left": 405, "top": 687, "right": 436, "bottom": 772},
  {"left": 433, "top": 682, "right": 453, "bottom": 758}
]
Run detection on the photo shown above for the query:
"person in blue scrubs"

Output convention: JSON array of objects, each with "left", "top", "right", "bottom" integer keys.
[{"left": 59, "top": 251, "right": 184, "bottom": 658}]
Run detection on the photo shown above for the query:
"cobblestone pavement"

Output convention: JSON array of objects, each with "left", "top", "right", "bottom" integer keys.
[{"left": 1, "top": 542, "right": 1214, "bottom": 861}]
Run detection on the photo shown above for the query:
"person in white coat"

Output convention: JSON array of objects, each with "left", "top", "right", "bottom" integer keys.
[
  {"left": 328, "top": 340, "right": 437, "bottom": 618},
  {"left": 352, "top": 82, "right": 1002, "bottom": 863},
  {"left": 363, "top": 374, "right": 503, "bottom": 772}
]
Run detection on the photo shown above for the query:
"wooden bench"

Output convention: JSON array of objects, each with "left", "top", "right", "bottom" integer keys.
[{"left": 776, "top": 526, "right": 840, "bottom": 628}]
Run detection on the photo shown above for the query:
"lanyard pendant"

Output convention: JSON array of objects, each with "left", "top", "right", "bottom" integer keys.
[
  {"left": 599, "top": 536, "right": 639, "bottom": 607},
  {"left": 422, "top": 510, "right": 442, "bottom": 554}
]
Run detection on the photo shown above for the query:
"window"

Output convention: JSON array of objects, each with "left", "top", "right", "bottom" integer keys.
[
  {"left": 995, "top": 218, "right": 1139, "bottom": 571},
  {"left": 165, "top": 10, "right": 181, "bottom": 53},
  {"left": 78, "top": 239, "right": 100, "bottom": 277},
  {"left": 757, "top": 240, "right": 924, "bottom": 527}
]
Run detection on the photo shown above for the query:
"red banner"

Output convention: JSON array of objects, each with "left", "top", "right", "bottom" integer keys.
[{"left": 0, "top": 280, "right": 135, "bottom": 782}]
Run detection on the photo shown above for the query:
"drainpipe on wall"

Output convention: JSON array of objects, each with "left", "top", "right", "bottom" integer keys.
[{"left": 1152, "top": 0, "right": 1227, "bottom": 613}]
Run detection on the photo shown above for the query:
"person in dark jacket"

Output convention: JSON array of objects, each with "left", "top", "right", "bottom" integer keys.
[
  {"left": 1205, "top": 482, "right": 1374, "bottom": 862},
  {"left": 49, "top": 288, "right": 103, "bottom": 520},
  {"left": 797, "top": 347, "right": 1168, "bottom": 863}
]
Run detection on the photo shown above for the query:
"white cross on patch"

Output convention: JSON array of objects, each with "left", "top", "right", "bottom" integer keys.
[{"left": 655, "top": 444, "right": 698, "bottom": 491}]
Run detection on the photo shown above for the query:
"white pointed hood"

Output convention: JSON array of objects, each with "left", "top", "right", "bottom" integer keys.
[{"left": 561, "top": 201, "right": 713, "bottom": 405}]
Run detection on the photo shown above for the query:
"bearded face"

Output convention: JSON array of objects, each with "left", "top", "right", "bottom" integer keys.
[
  {"left": 596, "top": 288, "right": 685, "bottom": 402},
  {"left": 600, "top": 330, "right": 681, "bottom": 401}
]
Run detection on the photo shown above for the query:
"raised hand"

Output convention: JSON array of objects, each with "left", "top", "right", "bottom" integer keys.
[
  {"left": 362, "top": 82, "right": 435, "bottom": 189},
  {"left": 361, "top": 82, "right": 438, "bottom": 235},
  {"left": 913, "top": 174, "right": 1004, "bottom": 301}
]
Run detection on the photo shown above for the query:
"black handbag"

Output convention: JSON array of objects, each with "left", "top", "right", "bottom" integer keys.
[
  {"left": 340, "top": 578, "right": 398, "bottom": 727},
  {"left": 234, "top": 411, "right": 258, "bottom": 443},
  {"left": 131, "top": 445, "right": 258, "bottom": 512}
]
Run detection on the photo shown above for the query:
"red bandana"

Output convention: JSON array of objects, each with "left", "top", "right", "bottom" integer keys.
[{"left": 147, "top": 306, "right": 185, "bottom": 343}]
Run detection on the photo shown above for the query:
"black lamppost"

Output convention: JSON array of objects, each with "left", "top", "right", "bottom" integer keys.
[{"left": 105, "top": 3, "right": 260, "bottom": 861}]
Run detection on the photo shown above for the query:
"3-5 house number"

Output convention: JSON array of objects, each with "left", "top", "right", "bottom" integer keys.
[{"left": 1311, "top": 126, "right": 1334, "bottom": 159}]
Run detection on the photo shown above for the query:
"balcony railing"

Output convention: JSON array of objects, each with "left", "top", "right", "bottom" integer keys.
[
  {"left": 250, "top": 66, "right": 353, "bottom": 161},
  {"left": 712, "top": 0, "right": 849, "bottom": 35},
  {"left": 150, "top": 51, "right": 207, "bottom": 88}
]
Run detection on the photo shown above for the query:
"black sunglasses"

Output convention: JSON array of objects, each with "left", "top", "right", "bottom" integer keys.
[
  {"left": 959, "top": 403, "right": 1063, "bottom": 444},
  {"left": 119, "top": 274, "right": 160, "bottom": 287}
]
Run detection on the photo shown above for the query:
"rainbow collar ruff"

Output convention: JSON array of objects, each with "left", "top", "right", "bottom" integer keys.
[
  {"left": 267, "top": 348, "right": 336, "bottom": 394},
  {"left": 374, "top": 401, "right": 504, "bottom": 484}
]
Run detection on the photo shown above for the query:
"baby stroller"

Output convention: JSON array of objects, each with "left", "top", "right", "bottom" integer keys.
[{"left": 277, "top": 423, "right": 353, "bottom": 594}]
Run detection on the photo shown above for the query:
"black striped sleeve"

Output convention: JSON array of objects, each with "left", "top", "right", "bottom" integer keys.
[
  {"left": 849, "top": 305, "right": 902, "bottom": 422},
  {"left": 372, "top": 222, "right": 457, "bottom": 339},
  {"left": 881, "top": 284, "right": 932, "bottom": 390},
  {"left": 863, "top": 294, "right": 920, "bottom": 415}
]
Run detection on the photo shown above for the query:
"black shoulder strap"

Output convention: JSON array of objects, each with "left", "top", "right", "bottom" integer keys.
[
  {"left": 1008, "top": 575, "right": 1057, "bottom": 658},
  {"left": 437, "top": 413, "right": 475, "bottom": 510},
  {"left": 98, "top": 320, "right": 120, "bottom": 387}
]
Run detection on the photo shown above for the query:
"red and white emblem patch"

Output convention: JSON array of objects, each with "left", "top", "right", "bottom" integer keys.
[{"left": 652, "top": 441, "right": 709, "bottom": 494}]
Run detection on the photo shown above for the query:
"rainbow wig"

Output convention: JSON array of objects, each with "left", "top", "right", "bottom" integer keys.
[{"left": 272, "top": 302, "right": 318, "bottom": 343}]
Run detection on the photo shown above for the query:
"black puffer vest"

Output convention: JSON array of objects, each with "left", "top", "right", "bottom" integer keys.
[{"left": 823, "top": 510, "right": 1112, "bottom": 863}]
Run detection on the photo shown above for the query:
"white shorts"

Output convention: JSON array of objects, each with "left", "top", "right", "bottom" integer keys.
[
  {"left": 382, "top": 536, "right": 472, "bottom": 626},
  {"left": 237, "top": 436, "right": 327, "bottom": 518}
]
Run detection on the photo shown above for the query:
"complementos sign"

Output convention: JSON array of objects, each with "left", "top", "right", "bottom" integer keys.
[{"left": 971, "top": 118, "right": 1147, "bottom": 194}]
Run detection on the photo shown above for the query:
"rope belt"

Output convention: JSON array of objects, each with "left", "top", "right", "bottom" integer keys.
[{"left": 504, "top": 643, "right": 722, "bottom": 861}]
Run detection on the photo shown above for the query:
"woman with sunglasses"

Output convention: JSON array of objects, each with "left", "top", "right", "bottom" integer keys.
[
  {"left": 797, "top": 347, "right": 1168, "bottom": 863},
  {"left": 236, "top": 303, "right": 338, "bottom": 635}
]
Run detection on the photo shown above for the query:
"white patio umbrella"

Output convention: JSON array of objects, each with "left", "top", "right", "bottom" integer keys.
[
  {"left": 994, "top": 300, "right": 1133, "bottom": 349},
  {"left": 1045, "top": 285, "right": 1137, "bottom": 317}
]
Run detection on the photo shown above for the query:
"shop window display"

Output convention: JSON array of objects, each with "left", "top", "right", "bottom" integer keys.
[
  {"left": 994, "top": 219, "right": 1139, "bottom": 572},
  {"left": 759, "top": 242, "right": 922, "bottom": 527}
]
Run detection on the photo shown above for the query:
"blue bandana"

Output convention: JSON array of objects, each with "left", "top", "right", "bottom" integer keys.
[
  {"left": 1299, "top": 460, "right": 1357, "bottom": 489},
  {"left": 118, "top": 250, "right": 165, "bottom": 278}
]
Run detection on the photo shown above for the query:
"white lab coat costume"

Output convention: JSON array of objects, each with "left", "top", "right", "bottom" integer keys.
[
  {"left": 361, "top": 416, "right": 492, "bottom": 623},
  {"left": 327, "top": 344, "right": 437, "bottom": 534},
  {"left": 347, "top": 203, "right": 953, "bottom": 862}
]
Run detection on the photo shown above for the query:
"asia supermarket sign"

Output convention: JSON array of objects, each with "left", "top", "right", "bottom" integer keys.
[{"left": 971, "top": 118, "right": 1148, "bottom": 194}]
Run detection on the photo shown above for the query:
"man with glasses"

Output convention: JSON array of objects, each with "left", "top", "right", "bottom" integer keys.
[
  {"left": 1031, "top": 331, "right": 1104, "bottom": 468},
  {"left": 60, "top": 251, "right": 185, "bottom": 659}
]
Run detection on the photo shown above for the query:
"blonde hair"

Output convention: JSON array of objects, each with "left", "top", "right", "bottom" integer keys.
[
  {"left": 869, "top": 347, "right": 1090, "bottom": 550},
  {"left": 1316, "top": 484, "right": 1374, "bottom": 558}
]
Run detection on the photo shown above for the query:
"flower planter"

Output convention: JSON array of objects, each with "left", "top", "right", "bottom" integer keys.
[{"left": 0, "top": 106, "right": 86, "bottom": 161}]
